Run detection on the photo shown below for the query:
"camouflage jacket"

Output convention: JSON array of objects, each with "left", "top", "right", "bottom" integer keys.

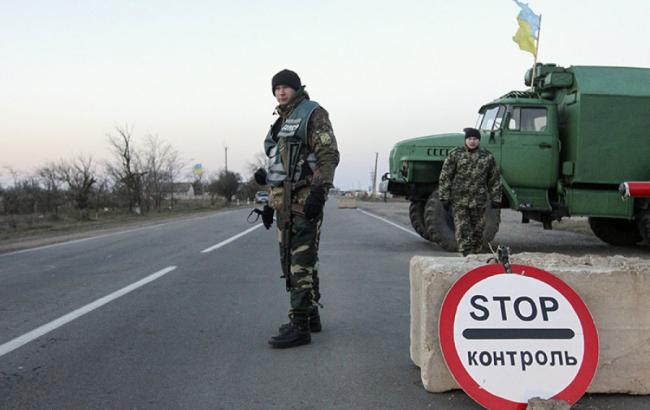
[
  {"left": 267, "top": 89, "right": 340, "bottom": 212},
  {"left": 438, "top": 146, "right": 501, "bottom": 208}
]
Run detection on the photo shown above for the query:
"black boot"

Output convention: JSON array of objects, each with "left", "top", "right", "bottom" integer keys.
[
  {"left": 278, "top": 308, "right": 321, "bottom": 334},
  {"left": 269, "top": 315, "right": 311, "bottom": 349},
  {"left": 308, "top": 308, "right": 322, "bottom": 332}
]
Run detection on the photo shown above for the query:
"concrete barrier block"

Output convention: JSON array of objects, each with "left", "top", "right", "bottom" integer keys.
[
  {"left": 410, "top": 253, "right": 650, "bottom": 395},
  {"left": 409, "top": 256, "right": 481, "bottom": 392},
  {"left": 527, "top": 397, "right": 571, "bottom": 410},
  {"left": 337, "top": 197, "right": 358, "bottom": 209}
]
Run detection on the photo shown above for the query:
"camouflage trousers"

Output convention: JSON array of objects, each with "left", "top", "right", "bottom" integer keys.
[
  {"left": 453, "top": 205, "right": 486, "bottom": 254},
  {"left": 276, "top": 211, "right": 322, "bottom": 316}
]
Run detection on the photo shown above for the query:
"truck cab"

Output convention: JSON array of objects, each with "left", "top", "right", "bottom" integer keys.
[{"left": 478, "top": 97, "right": 560, "bottom": 217}]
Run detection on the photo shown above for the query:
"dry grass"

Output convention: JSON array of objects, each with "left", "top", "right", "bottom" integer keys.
[{"left": 0, "top": 201, "right": 241, "bottom": 243}]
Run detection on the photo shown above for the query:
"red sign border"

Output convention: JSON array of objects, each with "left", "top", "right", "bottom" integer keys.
[{"left": 439, "top": 264, "right": 599, "bottom": 410}]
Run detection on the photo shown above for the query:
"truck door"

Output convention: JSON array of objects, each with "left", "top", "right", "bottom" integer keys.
[{"left": 500, "top": 106, "right": 559, "bottom": 188}]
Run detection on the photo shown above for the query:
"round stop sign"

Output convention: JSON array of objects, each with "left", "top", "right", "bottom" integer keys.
[{"left": 439, "top": 264, "right": 598, "bottom": 409}]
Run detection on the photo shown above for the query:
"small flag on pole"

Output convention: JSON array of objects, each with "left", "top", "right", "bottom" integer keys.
[{"left": 512, "top": 0, "right": 540, "bottom": 55}]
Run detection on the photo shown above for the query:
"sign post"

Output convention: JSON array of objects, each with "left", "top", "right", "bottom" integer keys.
[{"left": 439, "top": 264, "right": 598, "bottom": 409}]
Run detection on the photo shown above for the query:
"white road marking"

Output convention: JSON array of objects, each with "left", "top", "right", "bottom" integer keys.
[
  {"left": 0, "top": 210, "right": 241, "bottom": 258},
  {"left": 357, "top": 209, "right": 422, "bottom": 238},
  {"left": 0, "top": 266, "right": 177, "bottom": 358},
  {"left": 201, "top": 224, "right": 264, "bottom": 253}
]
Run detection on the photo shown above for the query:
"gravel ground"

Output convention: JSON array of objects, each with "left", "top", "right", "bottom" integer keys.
[{"left": 355, "top": 200, "right": 650, "bottom": 259}]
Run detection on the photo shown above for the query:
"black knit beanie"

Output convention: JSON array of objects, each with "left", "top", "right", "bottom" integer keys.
[
  {"left": 271, "top": 69, "right": 301, "bottom": 94},
  {"left": 463, "top": 127, "right": 481, "bottom": 140}
]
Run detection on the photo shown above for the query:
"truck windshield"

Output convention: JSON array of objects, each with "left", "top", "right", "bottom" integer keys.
[
  {"left": 508, "top": 107, "right": 548, "bottom": 132},
  {"left": 478, "top": 106, "right": 505, "bottom": 131}
]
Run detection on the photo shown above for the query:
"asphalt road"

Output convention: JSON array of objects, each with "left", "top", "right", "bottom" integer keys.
[{"left": 0, "top": 201, "right": 647, "bottom": 409}]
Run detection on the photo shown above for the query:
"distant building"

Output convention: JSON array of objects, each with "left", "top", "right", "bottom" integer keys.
[{"left": 161, "top": 182, "right": 195, "bottom": 199}]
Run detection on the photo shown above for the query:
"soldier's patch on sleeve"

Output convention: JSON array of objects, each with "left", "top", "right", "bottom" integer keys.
[{"left": 318, "top": 132, "right": 332, "bottom": 145}]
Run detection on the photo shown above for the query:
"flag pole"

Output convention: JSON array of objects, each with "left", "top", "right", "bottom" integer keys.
[{"left": 530, "top": 14, "right": 542, "bottom": 91}]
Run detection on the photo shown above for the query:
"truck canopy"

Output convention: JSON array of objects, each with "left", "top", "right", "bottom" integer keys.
[{"left": 560, "top": 66, "right": 650, "bottom": 185}]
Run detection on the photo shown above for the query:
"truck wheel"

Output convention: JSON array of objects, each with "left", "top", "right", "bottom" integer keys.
[
  {"left": 424, "top": 191, "right": 501, "bottom": 252},
  {"left": 409, "top": 200, "right": 431, "bottom": 241},
  {"left": 424, "top": 191, "right": 457, "bottom": 251},
  {"left": 588, "top": 217, "right": 642, "bottom": 246}
]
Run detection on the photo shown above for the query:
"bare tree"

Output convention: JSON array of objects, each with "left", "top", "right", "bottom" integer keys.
[
  {"left": 15, "top": 177, "right": 41, "bottom": 215},
  {"left": 91, "top": 175, "right": 112, "bottom": 217},
  {"left": 164, "top": 148, "right": 185, "bottom": 210},
  {"left": 106, "top": 125, "right": 145, "bottom": 213},
  {"left": 56, "top": 156, "right": 96, "bottom": 218},
  {"left": 37, "top": 163, "right": 64, "bottom": 216},
  {"left": 140, "top": 134, "right": 185, "bottom": 212},
  {"left": 1, "top": 167, "right": 26, "bottom": 216},
  {"left": 142, "top": 134, "right": 168, "bottom": 212},
  {"left": 3, "top": 166, "right": 20, "bottom": 188}
]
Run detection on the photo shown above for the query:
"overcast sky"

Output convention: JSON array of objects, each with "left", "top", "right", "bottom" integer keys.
[{"left": 2, "top": 0, "right": 649, "bottom": 189}]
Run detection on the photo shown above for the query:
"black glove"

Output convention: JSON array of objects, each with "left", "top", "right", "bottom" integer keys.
[
  {"left": 304, "top": 185, "right": 326, "bottom": 220},
  {"left": 261, "top": 205, "right": 274, "bottom": 229},
  {"left": 254, "top": 168, "right": 267, "bottom": 186},
  {"left": 491, "top": 201, "right": 500, "bottom": 209},
  {"left": 440, "top": 200, "right": 450, "bottom": 212}
]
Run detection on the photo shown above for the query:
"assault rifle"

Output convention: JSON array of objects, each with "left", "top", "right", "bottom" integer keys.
[{"left": 280, "top": 137, "right": 305, "bottom": 291}]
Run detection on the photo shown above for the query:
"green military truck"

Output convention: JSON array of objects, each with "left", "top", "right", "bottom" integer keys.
[{"left": 380, "top": 63, "right": 650, "bottom": 251}]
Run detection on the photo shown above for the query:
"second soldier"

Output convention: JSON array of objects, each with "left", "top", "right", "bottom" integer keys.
[{"left": 438, "top": 127, "right": 501, "bottom": 256}]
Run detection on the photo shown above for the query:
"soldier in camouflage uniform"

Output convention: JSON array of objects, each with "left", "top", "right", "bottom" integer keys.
[
  {"left": 438, "top": 127, "right": 501, "bottom": 256},
  {"left": 258, "top": 69, "right": 339, "bottom": 348}
]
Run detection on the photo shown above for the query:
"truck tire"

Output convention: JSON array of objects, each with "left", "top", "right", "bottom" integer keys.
[
  {"left": 588, "top": 217, "right": 642, "bottom": 246},
  {"left": 424, "top": 191, "right": 457, "bottom": 251},
  {"left": 423, "top": 191, "right": 500, "bottom": 252},
  {"left": 409, "top": 200, "right": 431, "bottom": 241}
]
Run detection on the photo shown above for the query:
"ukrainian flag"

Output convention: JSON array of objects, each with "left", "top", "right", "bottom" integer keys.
[{"left": 512, "top": 0, "right": 540, "bottom": 55}]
